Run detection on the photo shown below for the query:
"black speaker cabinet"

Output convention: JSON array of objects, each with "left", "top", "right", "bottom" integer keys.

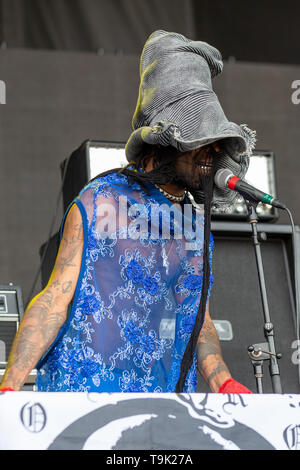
[
  {"left": 60, "top": 140, "right": 127, "bottom": 212},
  {"left": 197, "top": 221, "right": 300, "bottom": 394},
  {"left": 0, "top": 284, "right": 24, "bottom": 367}
]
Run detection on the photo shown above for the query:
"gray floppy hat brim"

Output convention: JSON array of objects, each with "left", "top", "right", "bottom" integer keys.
[{"left": 125, "top": 118, "right": 251, "bottom": 163}]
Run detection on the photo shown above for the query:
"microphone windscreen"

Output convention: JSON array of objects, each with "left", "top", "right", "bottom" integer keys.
[{"left": 214, "top": 168, "right": 234, "bottom": 189}]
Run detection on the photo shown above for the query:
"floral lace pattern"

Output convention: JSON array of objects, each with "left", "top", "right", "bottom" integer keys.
[{"left": 36, "top": 172, "right": 214, "bottom": 393}]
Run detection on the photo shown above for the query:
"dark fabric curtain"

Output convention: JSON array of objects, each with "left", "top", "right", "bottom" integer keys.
[
  {"left": 1, "top": 0, "right": 300, "bottom": 64},
  {"left": 1, "top": 0, "right": 196, "bottom": 53},
  {"left": 193, "top": 0, "right": 300, "bottom": 65}
]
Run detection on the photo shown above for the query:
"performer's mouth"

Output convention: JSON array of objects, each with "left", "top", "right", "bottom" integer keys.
[{"left": 196, "top": 154, "right": 214, "bottom": 176}]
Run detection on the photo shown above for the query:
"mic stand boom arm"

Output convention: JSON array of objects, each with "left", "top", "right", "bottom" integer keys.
[{"left": 246, "top": 200, "right": 283, "bottom": 394}]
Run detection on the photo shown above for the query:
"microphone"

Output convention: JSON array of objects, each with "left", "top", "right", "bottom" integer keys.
[{"left": 214, "top": 168, "right": 286, "bottom": 210}]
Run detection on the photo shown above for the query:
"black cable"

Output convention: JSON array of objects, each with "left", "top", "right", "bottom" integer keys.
[
  {"left": 284, "top": 207, "right": 300, "bottom": 386},
  {"left": 25, "top": 155, "right": 72, "bottom": 309}
]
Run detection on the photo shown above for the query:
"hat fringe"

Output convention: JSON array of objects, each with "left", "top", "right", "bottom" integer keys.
[{"left": 240, "top": 123, "right": 257, "bottom": 155}]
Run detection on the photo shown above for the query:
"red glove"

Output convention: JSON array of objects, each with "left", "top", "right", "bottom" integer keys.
[
  {"left": 0, "top": 388, "right": 15, "bottom": 392},
  {"left": 218, "top": 378, "right": 253, "bottom": 394}
]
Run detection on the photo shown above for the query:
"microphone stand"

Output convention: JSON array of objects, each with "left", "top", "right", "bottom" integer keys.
[{"left": 245, "top": 199, "right": 282, "bottom": 394}]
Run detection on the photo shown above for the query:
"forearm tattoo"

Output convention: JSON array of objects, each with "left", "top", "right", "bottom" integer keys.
[
  {"left": 197, "top": 317, "right": 230, "bottom": 386},
  {"left": 6, "top": 291, "right": 67, "bottom": 373}
]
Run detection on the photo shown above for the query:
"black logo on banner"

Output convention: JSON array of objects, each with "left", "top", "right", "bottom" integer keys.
[
  {"left": 48, "top": 395, "right": 275, "bottom": 450},
  {"left": 20, "top": 402, "right": 47, "bottom": 433},
  {"left": 284, "top": 424, "right": 300, "bottom": 450}
]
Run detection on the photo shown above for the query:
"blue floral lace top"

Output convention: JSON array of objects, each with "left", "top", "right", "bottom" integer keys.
[{"left": 35, "top": 171, "right": 214, "bottom": 392}]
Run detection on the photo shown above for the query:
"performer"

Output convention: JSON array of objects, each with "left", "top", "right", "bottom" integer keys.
[{"left": 0, "top": 31, "right": 256, "bottom": 393}]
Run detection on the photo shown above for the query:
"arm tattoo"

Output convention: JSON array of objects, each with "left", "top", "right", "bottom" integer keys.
[
  {"left": 57, "top": 222, "right": 83, "bottom": 274},
  {"left": 206, "top": 362, "right": 229, "bottom": 383},
  {"left": 5, "top": 281, "right": 72, "bottom": 378},
  {"left": 7, "top": 304, "right": 66, "bottom": 372},
  {"left": 62, "top": 281, "right": 72, "bottom": 294},
  {"left": 197, "top": 316, "right": 230, "bottom": 386},
  {"left": 56, "top": 245, "right": 80, "bottom": 273}
]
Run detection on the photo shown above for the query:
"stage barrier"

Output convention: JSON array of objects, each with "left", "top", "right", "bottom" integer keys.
[{"left": 0, "top": 392, "right": 300, "bottom": 450}]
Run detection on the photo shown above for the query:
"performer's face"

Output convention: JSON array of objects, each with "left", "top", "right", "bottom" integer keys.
[{"left": 173, "top": 142, "right": 220, "bottom": 190}]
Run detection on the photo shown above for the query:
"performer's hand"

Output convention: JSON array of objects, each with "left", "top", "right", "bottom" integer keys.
[{"left": 218, "top": 378, "right": 253, "bottom": 394}]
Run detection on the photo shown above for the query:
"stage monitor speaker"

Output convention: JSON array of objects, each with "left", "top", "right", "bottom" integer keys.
[
  {"left": 0, "top": 284, "right": 24, "bottom": 367},
  {"left": 60, "top": 140, "right": 126, "bottom": 213},
  {"left": 197, "top": 221, "right": 300, "bottom": 394}
]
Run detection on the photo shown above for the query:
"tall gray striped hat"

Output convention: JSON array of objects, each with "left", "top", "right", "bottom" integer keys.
[{"left": 125, "top": 30, "right": 257, "bottom": 207}]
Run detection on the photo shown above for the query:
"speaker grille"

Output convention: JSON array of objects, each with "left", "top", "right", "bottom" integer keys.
[{"left": 199, "top": 233, "right": 300, "bottom": 394}]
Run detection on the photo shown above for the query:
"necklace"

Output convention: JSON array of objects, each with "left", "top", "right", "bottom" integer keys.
[{"left": 154, "top": 184, "right": 186, "bottom": 202}]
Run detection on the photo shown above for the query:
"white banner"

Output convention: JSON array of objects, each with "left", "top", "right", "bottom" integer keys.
[{"left": 1, "top": 392, "right": 300, "bottom": 450}]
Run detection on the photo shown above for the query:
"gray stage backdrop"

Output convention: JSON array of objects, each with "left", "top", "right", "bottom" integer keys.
[{"left": 0, "top": 48, "right": 299, "bottom": 305}]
